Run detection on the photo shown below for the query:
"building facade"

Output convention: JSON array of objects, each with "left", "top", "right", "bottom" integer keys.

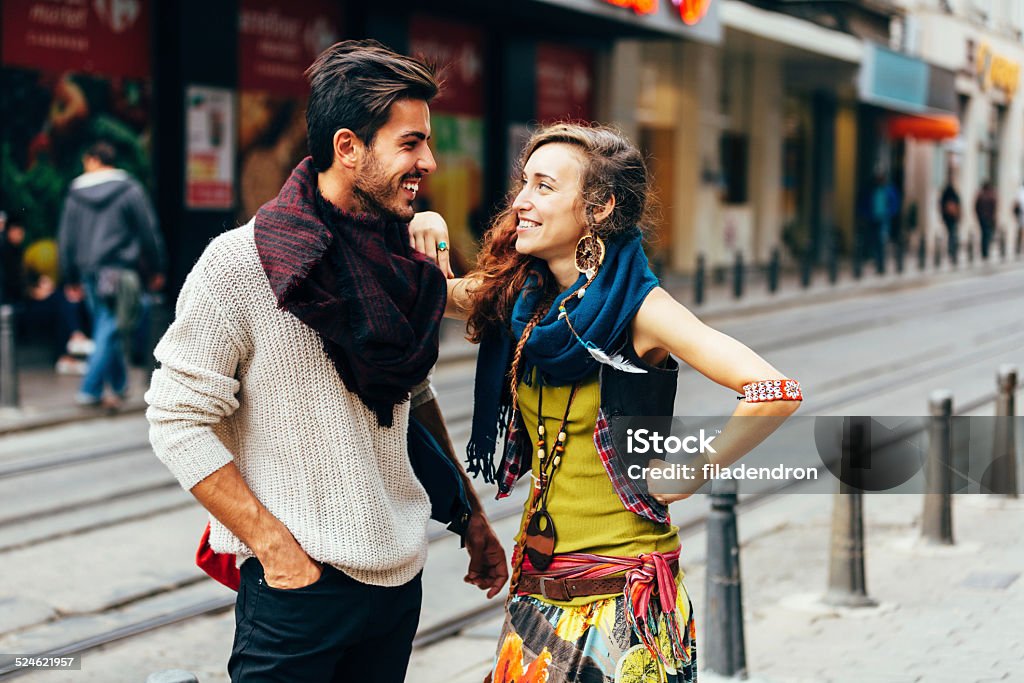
[
  {"left": 897, "top": 0, "right": 1024, "bottom": 258},
  {"left": 0, "top": 0, "right": 720, "bottom": 290},
  {"left": 3, "top": 0, "right": 1018, "bottom": 293}
]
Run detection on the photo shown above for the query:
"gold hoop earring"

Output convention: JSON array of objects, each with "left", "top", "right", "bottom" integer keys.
[{"left": 574, "top": 233, "right": 606, "bottom": 278}]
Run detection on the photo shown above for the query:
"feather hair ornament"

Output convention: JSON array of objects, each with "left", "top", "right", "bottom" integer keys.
[{"left": 558, "top": 289, "right": 647, "bottom": 375}]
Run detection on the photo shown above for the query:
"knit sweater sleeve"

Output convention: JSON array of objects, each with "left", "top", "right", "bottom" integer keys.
[{"left": 145, "top": 265, "right": 244, "bottom": 491}]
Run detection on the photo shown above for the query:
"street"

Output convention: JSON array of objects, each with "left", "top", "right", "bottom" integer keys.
[{"left": 0, "top": 265, "right": 1022, "bottom": 682}]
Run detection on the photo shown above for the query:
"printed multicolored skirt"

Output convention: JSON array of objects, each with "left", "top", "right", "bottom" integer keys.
[{"left": 490, "top": 584, "right": 697, "bottom": 683}]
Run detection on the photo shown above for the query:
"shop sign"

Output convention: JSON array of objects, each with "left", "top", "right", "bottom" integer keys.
[
  {"left": 409, "top": 16, "right": 484, "bottom": 118},
  {"left": 859, "top": 43, "right": 929, "bottom": 114},
  {"left": 186, "top": 85, "right": 236, "bottom": 210},
  {"left": 673, "top": 0, "right": 713, "bottom": 26},
  {"left": 602, "top": 0, "right": 657, "bottom": 15},
  {"left": 2, "top": 0, "right": 151, "bottom": 79},
  {"left": 536, "top": 44, "right": 594, "bottom": 124},
  {"left": 974, "top": 42, "right": 1019, "bottom": 98},
  {"left": 238, "top": 0, "right": 342, "bottom": 97},
  {"left": 600, "top": 0, "right": 713, "bottom": 25}
]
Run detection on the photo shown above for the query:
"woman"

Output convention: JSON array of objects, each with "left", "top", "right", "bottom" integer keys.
[{"left": 437, "top": 124, "right": 801, "bottom": 683}]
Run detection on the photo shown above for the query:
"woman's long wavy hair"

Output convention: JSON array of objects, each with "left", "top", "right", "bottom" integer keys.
[{"left": 466, "top": 123, "right": 656, "bottom": 343}]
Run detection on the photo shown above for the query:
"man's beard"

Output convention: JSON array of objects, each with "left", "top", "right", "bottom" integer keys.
[{"left": 353, "top": 150, "right": 415, "bottom": 222}]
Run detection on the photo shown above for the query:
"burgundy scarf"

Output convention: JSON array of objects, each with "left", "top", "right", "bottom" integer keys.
[{"left": 254, "top": 158, "right": 446, "bottom": 427}]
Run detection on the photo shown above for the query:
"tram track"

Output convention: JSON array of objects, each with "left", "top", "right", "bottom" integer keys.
[{"left": 0, "top": 472, "right": 815, "bottom": 679}]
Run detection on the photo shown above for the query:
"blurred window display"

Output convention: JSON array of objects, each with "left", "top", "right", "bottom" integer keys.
[
  {"left": 1, "top": 1, "right": 153, "bottom": 253},
  {"left": 409, "top": 15, "right": 486, "bottom": 267},
  {"left": 236, "top": 0, "right": 343, "bottom": 221}
]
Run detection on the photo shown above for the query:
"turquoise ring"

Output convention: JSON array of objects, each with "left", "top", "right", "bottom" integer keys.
[{"left": 437, "top": 241, "right": 449, "bottom": 252}]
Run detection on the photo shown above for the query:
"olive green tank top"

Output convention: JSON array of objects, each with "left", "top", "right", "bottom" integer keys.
[{"left": 516, "top": 370, "right": 680, "bottom": 606}]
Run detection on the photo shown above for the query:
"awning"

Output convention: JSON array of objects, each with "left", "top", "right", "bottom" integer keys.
[
  {"left": 720, "top": 0, "right": 863, "bottom": 63},
  {"left": 887, "top": 114, "right": 960, "bottom": 141}
]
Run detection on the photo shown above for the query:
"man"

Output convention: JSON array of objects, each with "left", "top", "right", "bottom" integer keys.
[
  {"left": 939, "top": 180, "right": 961, "bottom": 265},
  {"left": 145, "top": 40, "right": 506, "bottom": 682},
  {"left": 58, "top": 140, "right": 165, "bottom": 408},
  {"left": 974, "top": 180, "right": 997, "bottom": 260}
]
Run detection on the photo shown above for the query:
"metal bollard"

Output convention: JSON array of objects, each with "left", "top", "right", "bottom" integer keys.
[
  {"left": 800, "top": 253, "right": 813, "bottom": 289},
  {"left": 824, "top": 417, "right": 875, "bottom": 607},
  {"left": 999, "top": 231, "right": 1007, "bottom": 261},
  {"left": 827, "top": 242, "right": 839, "bottom": 285},
  {"left": 767, "top": 247, "right": 780, "bottom": 294},
  {"left": 895, "top": 240, "right": 905, "bottom": 274},
  {"left": 0, "top": 305, "right": 18, "bottom": 408},
  {"left": 852, "top": 236, "right": 863, "bottom": 280},
  {"left": 1017, "top": 226, "right": 1023, "bottom": 258},
  {"left": 984, "top": 366, "right": 1018, "bottom": 497},
  {"left": 704, "top": 478, "right": 747, "bottom": 678},
  {"left": 917, "top": 235, "right": 927, "bottom": 271},
  {"left": 934, "top": 236, "right": 943, "bottom": 269},
  {"left": 922, "top": 390, "right": 954, "bottom": 545},
  {"left": 732, "top": 251, "right": 744, "bottom": 300},
  {"left": 966, "top": 235, "right": 974, "bottom": 265},
  {"left": 694, "top": 254, "right": 706, "bottom": 306}
]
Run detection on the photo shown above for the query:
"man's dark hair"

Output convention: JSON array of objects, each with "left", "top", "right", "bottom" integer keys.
[
  {"left": 84, "top": 140, "right": 117, "bottom": 167},
  {"left": 304, "top": 39, "right": 440, "bottom": 172}
]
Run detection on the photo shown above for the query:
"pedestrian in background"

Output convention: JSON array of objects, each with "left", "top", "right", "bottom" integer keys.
[
  {"left": 1, "top": 210, "right": 93, "bottom": 374},
  {"left": 0, "top": 210, "right": 26, "bottom": 305},
  {"left": 1013, "top": 180, "right": 1024, "bottom": 255},
  {"left": 146, "top": 40, "right": 506, "bottom": 682},
  {"left": 974, "top": 180, "right": 997, "bottom": 260},
  {"left": 57, "top": 140, "right": 166, "bottom": 408},
  {"left": 940, "top": 181, "right": 961, "bottom": 265},
  {"left": 869, "top": 172, "right": 900, "bottom": 274}
]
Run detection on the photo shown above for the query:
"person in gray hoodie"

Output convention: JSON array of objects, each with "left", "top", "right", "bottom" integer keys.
[{"left": 57, "top": 140, "right": 166, "bottom": 407}]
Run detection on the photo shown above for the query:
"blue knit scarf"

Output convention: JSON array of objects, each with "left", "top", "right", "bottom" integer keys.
[{"left": 467, "top": 231, "right": 659, "bottom": 482}]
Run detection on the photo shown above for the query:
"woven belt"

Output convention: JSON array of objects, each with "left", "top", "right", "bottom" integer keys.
[{"left": 518, "top": 559, "right": 679, "bottom": 602}]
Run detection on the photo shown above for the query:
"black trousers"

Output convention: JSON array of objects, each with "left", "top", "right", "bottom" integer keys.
[{"left": 229, "top": 559, "right": 422, "bottom": 682}]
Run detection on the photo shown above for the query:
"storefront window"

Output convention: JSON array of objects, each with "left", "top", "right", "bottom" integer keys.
[
  {"left": 409, "top": 15, "right": 486, "bottom": 270},
  {"left": 780, "top": 98, "right": 810, "bottom": 256},
  {"left": 236, "top": 0, "right": 343, "bottom": 221},
  {"left": 0, "top": 1, "right": 153, "bottom": 247}
]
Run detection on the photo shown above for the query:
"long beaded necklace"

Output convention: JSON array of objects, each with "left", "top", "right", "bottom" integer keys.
[{"left": 522, "top": 376, "right": 579, "bottom": 572}]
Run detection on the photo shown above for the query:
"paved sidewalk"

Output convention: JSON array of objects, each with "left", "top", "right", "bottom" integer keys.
[
  {"left": 2, "top": 257, "right": 1021, "bottom": 435},
  {"left": 407, "top": 492, "right": 1024, "bottom": 682}
]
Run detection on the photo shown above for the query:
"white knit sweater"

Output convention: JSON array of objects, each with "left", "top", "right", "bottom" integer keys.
[{"left": 145, "top": 222, "right": 432, "bottom": 587}]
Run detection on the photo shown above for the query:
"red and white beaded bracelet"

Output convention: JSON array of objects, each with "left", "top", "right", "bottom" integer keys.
[{"left": 740, "top": 379, "right": 803, "bottom": 403}]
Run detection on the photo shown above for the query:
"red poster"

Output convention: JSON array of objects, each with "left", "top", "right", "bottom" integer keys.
[
  {"left": 409, "top": 15, "right": 484, "bottom": 118},
  {"left": 2, "top": 0, "right": 151, "bottom": 79},
  {"left": 238, "top": 0, "right": 343, "bottom": 97},
  {"left": 536, "top": 44, "right": 594, "bottom": 124}
]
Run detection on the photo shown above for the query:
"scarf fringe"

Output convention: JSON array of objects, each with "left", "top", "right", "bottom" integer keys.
[
  {"left": 624, "top": 592, "right": 690, "bottom": 668},
  {"left": 465, "top": 399, "right": 512, "bottom": 484},
  {"left": 622, "top": 551, "right": 691, "bottom": 669}
]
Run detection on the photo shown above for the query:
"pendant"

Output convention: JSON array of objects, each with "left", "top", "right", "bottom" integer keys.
[{"left": 523, "top": 508, "right": 557, "bottom": 571}]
